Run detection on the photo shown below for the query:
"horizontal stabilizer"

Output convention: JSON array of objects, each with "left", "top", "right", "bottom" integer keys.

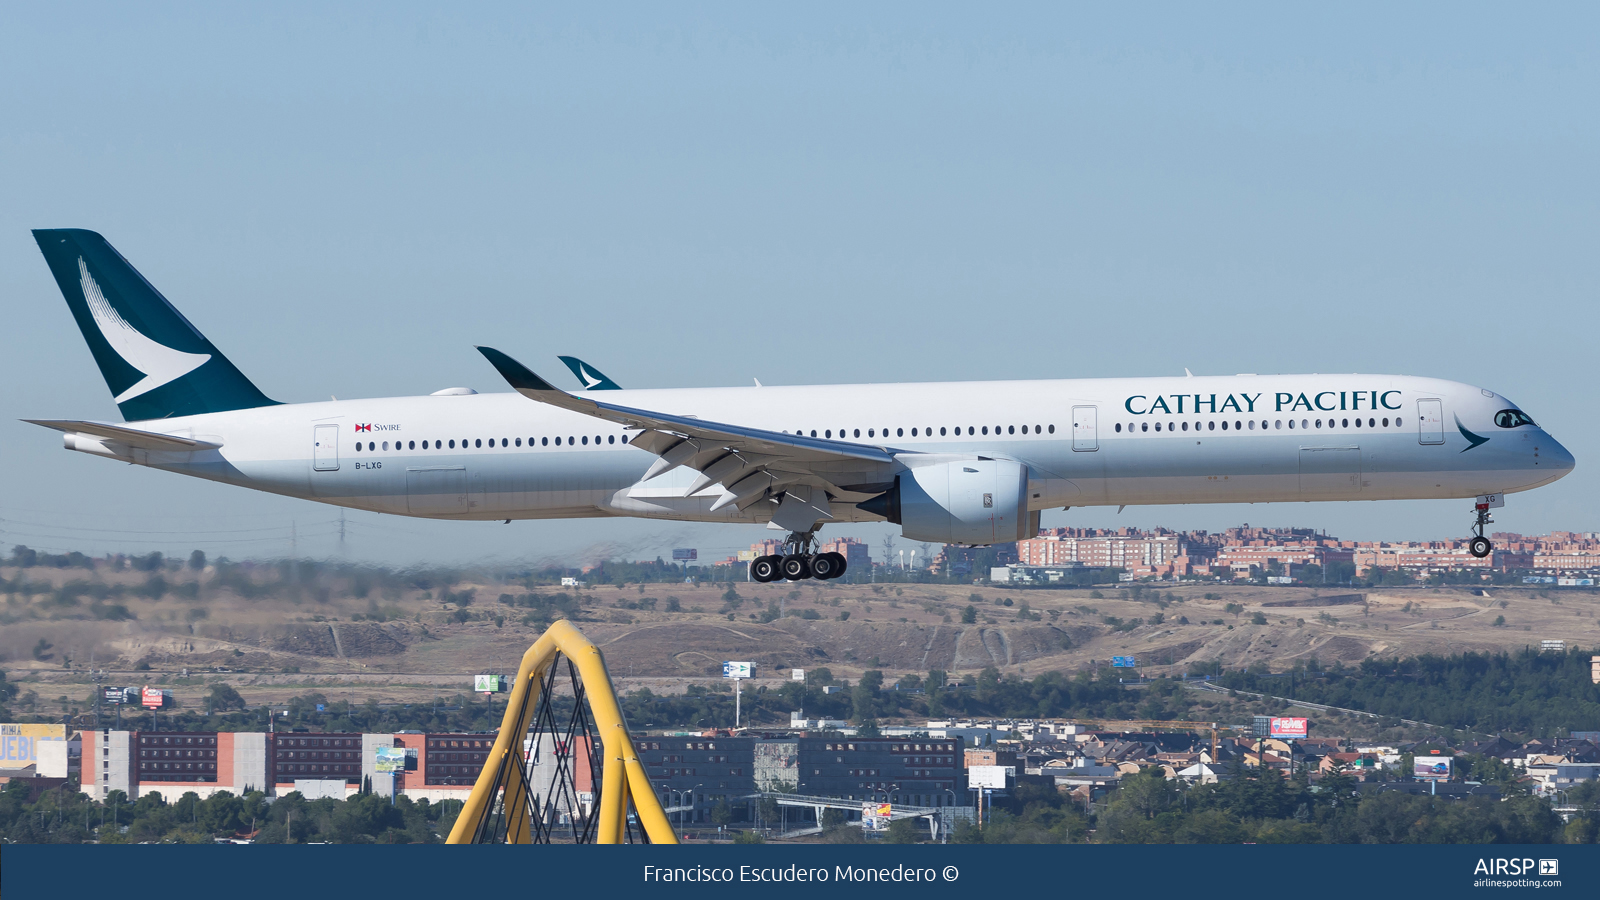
[{"left": 23, "top": 418, "right": 222, "bottom": 451}]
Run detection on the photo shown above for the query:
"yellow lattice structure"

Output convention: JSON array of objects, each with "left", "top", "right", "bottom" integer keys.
[{"left": 446, "top": 620, "right": 677, "bottom": 844}]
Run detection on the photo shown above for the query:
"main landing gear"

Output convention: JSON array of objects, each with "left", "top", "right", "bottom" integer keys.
[
  {"left": 1468, "top": 493, "right": 1502, "bottom": 559},
  {"left": 749, "top": 531, "right": 848, "bottom": 583}
]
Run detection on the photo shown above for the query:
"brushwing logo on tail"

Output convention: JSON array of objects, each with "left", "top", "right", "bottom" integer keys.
[
  {"left": 577, "top": 364, "right": 602, "bottom": 389},
  {"left": 1456, "top": 416, "right": 1490, "bottom": 453},
  {"left": 78, "top": 258, "right": 210, "bottom": 403}
]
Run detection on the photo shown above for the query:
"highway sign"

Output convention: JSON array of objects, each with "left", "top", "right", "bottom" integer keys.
[
  {"left": 1111, "top": 656, "right": 1137, "bottom": 668},
  {"left": 723, "top": 661, "right": 752, "bottom": 679}
]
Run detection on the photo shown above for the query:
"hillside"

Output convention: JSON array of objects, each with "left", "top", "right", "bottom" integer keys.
[{"left": 4, "top": 557, "right": 1597, "bottom": 718}]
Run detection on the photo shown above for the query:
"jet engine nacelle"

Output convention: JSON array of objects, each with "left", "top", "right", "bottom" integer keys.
[{"left": 859, "top": 458, "right": 1030, "bottom": 545}]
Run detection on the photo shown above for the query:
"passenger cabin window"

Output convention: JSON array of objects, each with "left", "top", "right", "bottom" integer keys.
[{"left": 1495, "top": 409, "right": 1536, "bottom": 428}]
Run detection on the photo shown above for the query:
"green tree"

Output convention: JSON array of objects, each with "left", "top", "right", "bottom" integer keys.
[
  {"left": 961, "top": 605, "right": 978, "bottom": 624},
  {"left": 884, "top": 817, "right": 921, "bottom": 843},
  {"left": 207, "top": 683, "right": 246, "bottom": 711}
]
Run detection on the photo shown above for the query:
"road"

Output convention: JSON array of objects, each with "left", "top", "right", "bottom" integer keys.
[{"left": 1182, "top": 680, "right": 1486, "bottom": 737}]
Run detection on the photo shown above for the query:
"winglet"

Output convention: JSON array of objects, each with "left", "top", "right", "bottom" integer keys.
[
  {"left": 476, "top": 347, "right": 562, "bottom": 392},
  {"left": 557, "top": 355, "right": 623, "bottom": 390}
]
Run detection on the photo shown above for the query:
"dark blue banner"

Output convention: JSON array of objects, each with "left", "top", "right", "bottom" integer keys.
[{"left": 5, "top": 845, "right": 1596, "bottom": 898}]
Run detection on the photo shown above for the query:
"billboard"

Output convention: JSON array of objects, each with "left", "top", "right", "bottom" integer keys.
[
  {"left": 791, "top": 668, "right": 805, "bottom": 682},
  {"left": 141, "top": 687, "right": 170, "bottom": 709},
  {"left": 968, "top": 765, "right": 1010, "bottom": 789},
  {"left": 1, "top": 724, "right": 66, "bottom": 769},
  {"left": 374, "top": 746, "right": 407, "bottom": 774},
  {"left": 861, "top": 802, "right": 891, "bottom": 830},
  {"left": 102, "top": 686, "right": 134, "bottom": 704},
  {"left": 1414, "top": 756, "right": 1452, "bottom": 780},
  {"left": 1111, "top": 656, "right": 1137, "bottom": 668},
  {"left": 1269, "top": 717, "right": 1309, "bottom": 739},
  {"left": 673, "top": 548, "right": 698, "bottom": 561},
  {"left": 723, "top": 661, "right": 752, "bottom": 679},
  {"left": 474, "top": 674, "right": 506, "bottom": 693}
]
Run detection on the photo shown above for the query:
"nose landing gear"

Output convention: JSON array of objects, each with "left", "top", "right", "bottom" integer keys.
[
  {"left": 748, "top": 531, "right": 848, "bottom": 582},
  {"left": 1468, "top": 493, "right": 1504, "bottom": 559}
]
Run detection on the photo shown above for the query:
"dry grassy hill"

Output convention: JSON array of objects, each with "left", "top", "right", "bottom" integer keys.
[{"left": 5, "top": 558, "right": 1599, "bottom": 716}]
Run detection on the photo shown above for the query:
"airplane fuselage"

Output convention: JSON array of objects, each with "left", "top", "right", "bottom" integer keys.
[{"left": 67, "top": 373, "right": 1574, "bottom": 526}]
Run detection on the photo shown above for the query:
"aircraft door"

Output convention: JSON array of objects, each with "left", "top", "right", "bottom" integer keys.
[
  {"left": 1417, "top": 399, "right": 1445, "bottom": 445},
  {"left": 1072, "top": 405, "right": 1098, "bottom": 451},
  {"left": 313, "top": 425, "right": 339, "bottom": 471}
]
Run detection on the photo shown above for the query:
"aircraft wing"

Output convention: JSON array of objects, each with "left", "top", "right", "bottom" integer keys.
[
  {"left": 478, "top": 347, "right": 900, "bottom": 513},
  {"left": 23, "top": 418, "right": 223, "bottom": 451}
]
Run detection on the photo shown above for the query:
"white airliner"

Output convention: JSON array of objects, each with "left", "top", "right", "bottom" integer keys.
[{"left": 28, "top": 229, "right": 1575, "bottom": 582}]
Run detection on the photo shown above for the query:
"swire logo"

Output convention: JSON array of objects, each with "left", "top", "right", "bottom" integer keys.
[
  {"left": 355, "top": 423, "right": 401, "bottom": 432},
  {"left": 356, "top": 424, "right": 371, "bottom": 432}
]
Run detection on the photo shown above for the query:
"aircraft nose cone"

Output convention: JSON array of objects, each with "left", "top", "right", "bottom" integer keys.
[{"left": 1545, "top": 435, "right": 1576, "bottom": 474}]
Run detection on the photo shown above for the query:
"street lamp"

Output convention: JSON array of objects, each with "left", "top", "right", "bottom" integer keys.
[{"left": 666, "top": 788, "right": 692, "bottom": 836}]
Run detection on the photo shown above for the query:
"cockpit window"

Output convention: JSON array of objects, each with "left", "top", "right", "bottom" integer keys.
[{"left": 1494, "top": 409, "right": 1536, "bottom": 428}]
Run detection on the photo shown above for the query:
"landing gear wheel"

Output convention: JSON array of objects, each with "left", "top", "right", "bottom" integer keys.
[
  {"left": 809, "top": 553, "right": 838, "bottom": 580},
  {"left": 780, "top": 554, "right": 812, "bottom": 581},
  {"left": 750, "top": 555, "right": 780, "bottom": 582},
  {"left": 1468, "top": 496, "right": 1497, "bottom": 559},
  {"left": 820, "top": 551, "right": 848, "bottom": 580}
]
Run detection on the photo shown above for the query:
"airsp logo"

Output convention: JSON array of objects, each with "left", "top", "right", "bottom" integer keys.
[{"left": 1473, "top": 858, "right": 1555, "bottom": 876}]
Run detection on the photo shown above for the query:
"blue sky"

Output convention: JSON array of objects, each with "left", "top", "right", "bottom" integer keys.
[{"left": 2, "top": 4, "right": 1596, "bottom": 565}]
